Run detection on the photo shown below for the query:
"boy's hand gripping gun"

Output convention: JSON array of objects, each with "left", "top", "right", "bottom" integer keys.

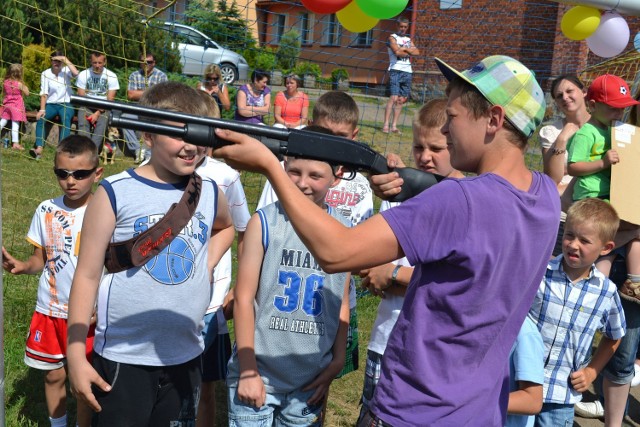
[{"left": 70, "top": 96, "right": 445, "bottom": 202}]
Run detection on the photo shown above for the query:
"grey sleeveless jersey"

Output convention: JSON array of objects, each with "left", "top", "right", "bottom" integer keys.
[
  {"left": 95, "top": 169, "right": 218, "bottom": 366},
  {"left": 227, "top": 201, "right": 349, "bottom": 392}
]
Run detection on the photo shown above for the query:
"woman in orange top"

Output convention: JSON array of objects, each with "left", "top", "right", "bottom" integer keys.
[{"left": 273, "top": 74, "right": 309, "bottom": 129}]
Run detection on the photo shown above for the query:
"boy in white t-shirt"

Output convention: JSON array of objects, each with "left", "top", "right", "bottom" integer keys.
[
  {"left": 195, "top": 93, "right": 252, "bottom": 427},
  {"left": 357, "top": 98, "right": 465, "bottom": 422},
  {"left": 2, "top": 135, "right": 103, "bottom": 427}
]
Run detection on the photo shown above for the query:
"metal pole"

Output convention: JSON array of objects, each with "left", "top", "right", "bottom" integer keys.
[
  {"left": 551, "top": 0, "right": 640, "bottom": 16},
  {"left": 0, "top": 160, "right": 7, "bottom": 426}
]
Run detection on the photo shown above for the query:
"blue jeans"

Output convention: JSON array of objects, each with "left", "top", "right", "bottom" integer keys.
[
  {"left": 602, "top": 297, "right": 640, "bottom": 384},
  {"left": 228, "top": 386, "right": 322, "bottom": 426},
  {"left": 34, "top": 103, "right": 74, "bottom": 147},
  {"left": 534, "top": 403, "right": 574, "bottom": 427},
  {"left": 77, "top": 106, "right": 108, "bottom": 149}
]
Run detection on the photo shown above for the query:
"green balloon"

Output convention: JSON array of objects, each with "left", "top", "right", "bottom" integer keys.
[{"left": 355, "top": 0, "right": 409, "bottom": 19}]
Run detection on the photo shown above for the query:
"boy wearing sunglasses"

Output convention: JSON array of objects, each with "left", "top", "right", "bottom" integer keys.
[{"left": 2, "top": 135, "right": 102, "bottom": 427}]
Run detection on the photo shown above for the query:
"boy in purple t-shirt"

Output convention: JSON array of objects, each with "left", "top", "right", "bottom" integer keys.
[{"left": 211, "top": 55, "right": 560, "bottom": 426}]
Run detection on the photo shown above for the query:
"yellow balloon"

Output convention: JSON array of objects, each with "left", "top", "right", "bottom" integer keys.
[
  {"left": 337, "top": 1, "right": 379, "bottom": 33},
  {"left": 561, "top": 6, "right": 601, "bottom": 41}
]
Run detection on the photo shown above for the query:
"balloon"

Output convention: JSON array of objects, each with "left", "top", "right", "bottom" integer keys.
[
  {"left": 337, "top": 1, "right": 379, "bottom": 33},
  {"left": 634, "top": 32, "right": 640, "bottom": 53},
  {"left": 355, "top": 0, "right": 409, "bottom": 20},
  {"left": 560, "top": 6, "right": 600, "bottom": 41},
  {"left": 586, "top": 11, "right": 630, "bottom": 58},
  {"left": 301, "top": 0, "right": 351, "bottom": 14}
]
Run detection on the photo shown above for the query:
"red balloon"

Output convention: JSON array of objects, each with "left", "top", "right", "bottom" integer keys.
[{"left": 301, "top": 0, "right": 352, "bottom": 14}]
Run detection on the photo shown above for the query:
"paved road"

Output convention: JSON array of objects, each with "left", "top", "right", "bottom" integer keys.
[{"left": 574, "top": 386, "right": 640, "bottom": 426}]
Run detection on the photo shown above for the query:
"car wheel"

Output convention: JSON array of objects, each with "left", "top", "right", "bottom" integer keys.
[{"left": 220, "top": 64, "right": 238, "bottom": 85}]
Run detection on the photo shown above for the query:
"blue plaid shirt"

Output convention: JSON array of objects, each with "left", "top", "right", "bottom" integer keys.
[
  {"left": 127, "top": 67, "right": 168, "bottom": 91},
  {"left": 528, "top": 254, "right": 625, "bottom": 404}
]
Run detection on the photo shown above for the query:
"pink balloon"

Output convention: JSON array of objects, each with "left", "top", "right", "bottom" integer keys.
[
  {"left": 586, "top": 11, "right": 630, "bottom": 58},
  {"left": 301, "top": 0, "right": 352, "bottom": 14}
]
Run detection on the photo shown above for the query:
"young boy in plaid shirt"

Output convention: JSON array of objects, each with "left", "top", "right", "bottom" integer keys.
[{"left": 528, "top": 198, "right": 625, "bottom": 426}]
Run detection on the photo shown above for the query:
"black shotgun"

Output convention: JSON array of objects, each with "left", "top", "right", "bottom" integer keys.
[{"left": 70, "top": 95, "right": 445, "bottom": 202}]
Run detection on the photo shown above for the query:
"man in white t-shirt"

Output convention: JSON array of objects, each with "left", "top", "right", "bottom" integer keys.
[
  {"left": 381, "top": 19, "right": 419, "bottom": 134},
  {"left": 76, "top": 52, "right": 120, "bottom": 149}
]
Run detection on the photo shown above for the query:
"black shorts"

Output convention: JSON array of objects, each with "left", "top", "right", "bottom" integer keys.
[
  {"left": 91, "top": 352, "right": 201, "bottom": 426},
  {"left": 201, "top": 332, "right": 231, "bottom": 382}
]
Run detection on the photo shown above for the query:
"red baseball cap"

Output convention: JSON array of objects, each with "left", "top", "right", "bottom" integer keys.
[{"left": 587, "top": 74, "right": 640, "bottom": 108}]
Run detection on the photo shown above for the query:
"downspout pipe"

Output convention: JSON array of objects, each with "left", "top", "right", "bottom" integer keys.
[{"left": 552, "top": 0, "right": 640, "bottom": 16}]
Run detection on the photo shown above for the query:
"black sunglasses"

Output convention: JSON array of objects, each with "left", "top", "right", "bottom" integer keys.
[
  {"left": 53, "top": 168, "right": 97, "bottom": 180},
  {"left": 144, "top": 60, "right": 155, "bottom": 65}
]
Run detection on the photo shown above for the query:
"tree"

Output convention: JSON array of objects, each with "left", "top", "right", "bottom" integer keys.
[
  {"left": 0, "top": 1, "right": 34, "bottom": 65},
  {"left": 276, "top": 30, "right": 301, "bottom": 73},
  {"left": 2, "top": 0, "right": 182, "bottom": 73},
  {"left": 184, "top": 0, "right": 256, "bottom": 53}
]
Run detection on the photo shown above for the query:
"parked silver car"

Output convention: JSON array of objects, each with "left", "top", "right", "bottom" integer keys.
[{"left": 163, "top": 22, "right": 249, "bottom": 84}]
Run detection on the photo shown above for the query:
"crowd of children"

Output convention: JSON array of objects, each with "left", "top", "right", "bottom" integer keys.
[{"left": 4, "top": 48, "right": 640, "bottom": 427}]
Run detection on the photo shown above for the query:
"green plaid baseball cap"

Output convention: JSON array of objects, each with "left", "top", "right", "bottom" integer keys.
[{"left": 435, "top": 55, "right": 546, "bottom": 138}]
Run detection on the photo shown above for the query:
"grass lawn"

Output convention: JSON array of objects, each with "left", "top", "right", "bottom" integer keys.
[
  {"left": 1, "top": 114, "right": 545, "bottom": 425},
  {"left": 0, "top": 135, "right": 383, "bottom": 426}
]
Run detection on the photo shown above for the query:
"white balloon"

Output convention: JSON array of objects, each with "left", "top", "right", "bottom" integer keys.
[{"left": 587, "top": 11, "right": 630, "bottom": 58}]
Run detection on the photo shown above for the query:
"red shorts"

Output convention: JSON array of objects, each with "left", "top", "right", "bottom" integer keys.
[{"left": 24, "top": 311, "right": 95, "bottom": 370}]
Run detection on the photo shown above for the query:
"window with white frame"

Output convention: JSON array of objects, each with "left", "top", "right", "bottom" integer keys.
[
  {"left": 440, "top": 0, "right": 462, "bottom": 9},
  {"left": 297, "top": 13, "right": 313, "bottom": 45},
  {"left": 273, "top": 14, "right": 286, "bottom": 43},
  {"left": 353, "top": 30, "right": 373, "bottom": 46},
  {"left": 322, "top": 14, "right": 341, "bottom": 46}
]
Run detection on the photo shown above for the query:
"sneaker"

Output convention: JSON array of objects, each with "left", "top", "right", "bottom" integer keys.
[
  {"left": 632, "top": 363, "right": 640, "bottom": 387},
  {"left": 29, "top": 147, "right": 42, "bottom": 160},
  {"left": 575, "top": 400, "right": 604, "bottom": 418},
  {"left": 619, "top": 279, "right": 640, "bottom": 305}
]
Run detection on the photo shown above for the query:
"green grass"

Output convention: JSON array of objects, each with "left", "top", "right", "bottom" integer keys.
[
  {"left": 0, "top": 140, "right": 382, "bottom": 426},
  {"left": 2, "top": 119, "right": 546, "bottom": 425}
]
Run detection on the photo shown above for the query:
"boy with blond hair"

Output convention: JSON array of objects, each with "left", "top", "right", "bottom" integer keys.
[
  {"left": 212, "top": 55, "right": 559, "bottom": 425},
  {"left": 528, "top": 198, "right": 624, "bottom": 426},
  {"left": 67, "top": 81, "right": 234, "bottom": 425},
  {"left": 2, "top": 135, "right": 102, "bottom": 427},
  {"left": 194, "top": 90, "right": 251, "bottom": 427},
  {"left": 227, "top": 125, "right": 351, "bottom": 425}
]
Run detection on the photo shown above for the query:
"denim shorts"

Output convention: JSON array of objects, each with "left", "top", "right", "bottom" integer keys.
[
  {"left": 228, "top": 386, "right": 322, "bottom": 426},
  {"left": 388, "top": 70, "right": 412, "bottom": 98},
  {"left": 357, "top": 350, "right": 383, "bottom": 424},
  {"left": 602, "top": 297, "right": 640, "bottom": 384},
  {"left": 534, "top": 402, "right": 574, "bottom": 427}
]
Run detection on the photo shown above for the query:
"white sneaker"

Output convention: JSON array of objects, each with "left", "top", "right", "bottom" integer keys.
[
  {"left": 631, "top": 363, "right": 640, "bottom": 387},
  {"left": 574, "top": 400, "right": 604, "bottom": 418}
]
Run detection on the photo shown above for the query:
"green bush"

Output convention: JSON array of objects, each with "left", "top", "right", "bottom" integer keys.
[
  {"left": 185, "top": 0, "right": 256, "bottom": 53},
  {"left": 294, "top": 61, "right": 321, "bottom": 78},
  {"left": 254, "top": 48, "right": 277, "bottom": 72},
  {"left": 21, "top": 44, "right": 52, "bottom": 94},
  {"left": 331, "top": 67, "right": 349, "bottom": 82}
]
